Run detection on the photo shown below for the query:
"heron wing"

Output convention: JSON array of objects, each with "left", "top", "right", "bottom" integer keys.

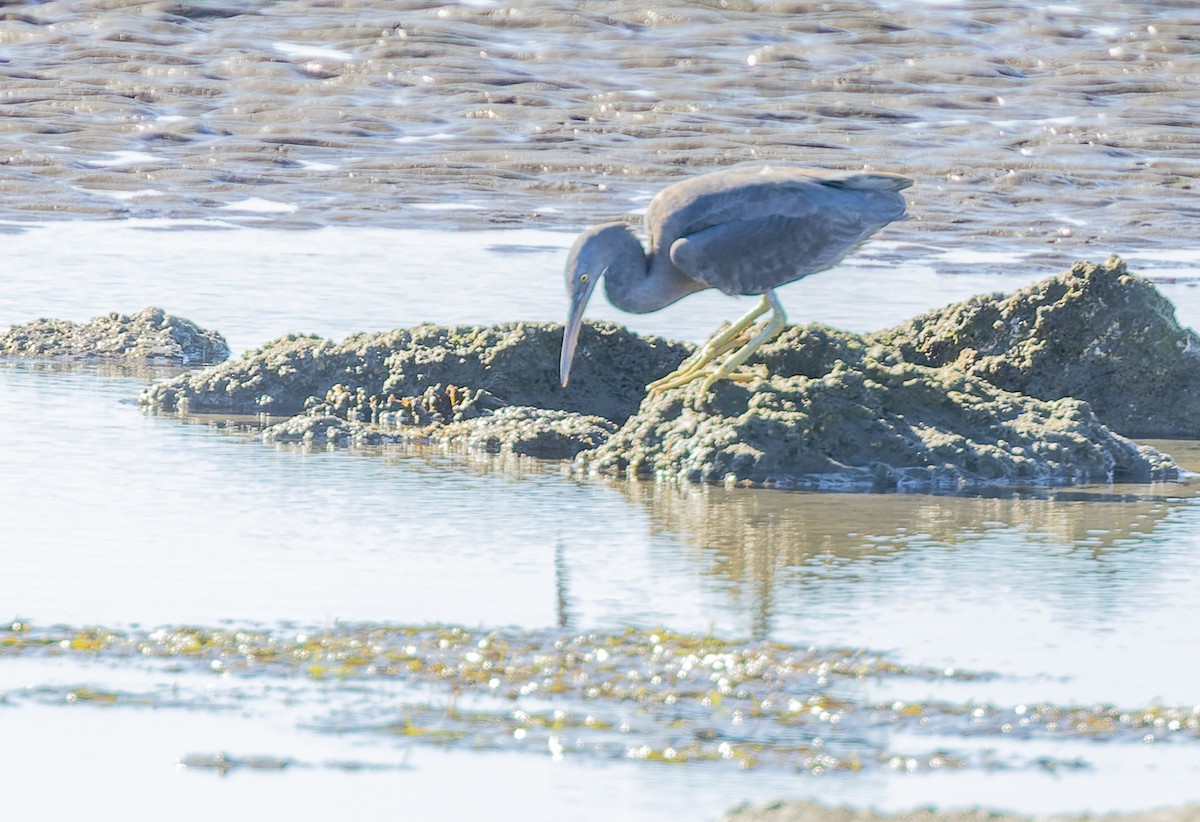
[
  {"left": 669, "top": 207, "right": 887, "bottom": 296},
  {"left": 646, "top": 167, "right": 908, "bottom": 251}
]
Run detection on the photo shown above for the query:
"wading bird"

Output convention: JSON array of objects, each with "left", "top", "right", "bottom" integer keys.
[{"left": 559, "top": 166, "right": 912, "bottom": 393}]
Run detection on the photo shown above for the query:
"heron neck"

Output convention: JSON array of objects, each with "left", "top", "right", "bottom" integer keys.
[{"left": 604, "top": 244, "right": 704, "bottom": 315}]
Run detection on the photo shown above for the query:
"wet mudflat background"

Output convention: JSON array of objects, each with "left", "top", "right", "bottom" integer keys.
[
  {"left": 4, "top": 0, "right": 1200, "bottom": 820},
  {"left": 3, "top": 0, "right": 1200, "bottom": 259}
]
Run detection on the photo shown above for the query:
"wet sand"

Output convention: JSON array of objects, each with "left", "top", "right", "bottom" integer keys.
[
  {"left": 0, "top": 0, "right": 1197, "bottom": 276},
  {"left": 723, "top": 802, "right": 1200, "bottom": 822}
]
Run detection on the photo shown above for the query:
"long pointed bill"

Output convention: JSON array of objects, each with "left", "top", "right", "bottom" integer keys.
[{"left": 560, "top": 276, "right": 599, "bottom": 387}]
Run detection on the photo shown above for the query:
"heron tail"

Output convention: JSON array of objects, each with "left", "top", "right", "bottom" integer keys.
[{"left": 821, "top": 172, "right": 913, "bottom": 192}]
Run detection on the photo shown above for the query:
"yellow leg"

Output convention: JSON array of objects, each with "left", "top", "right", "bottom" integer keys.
[
  {"left": 700, "top": 291, "right": 786, "bottom": 391},
  {"left": 647, "top": 294, "right": 772, "bottom": 394},
  {"left": 647, "top": 292, "right": 784, "bottom": 394}
]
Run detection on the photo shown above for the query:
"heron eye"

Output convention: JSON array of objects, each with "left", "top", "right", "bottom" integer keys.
[{"left": 579, "top": 273, "right": 589, "bottom": 284}]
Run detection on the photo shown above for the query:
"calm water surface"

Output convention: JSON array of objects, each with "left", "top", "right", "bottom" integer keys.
[
  {"left": 4, "top": 0, "right": 1200, "bottom": 818},
  {"left": 3, "top": 222, "right": 1200, "bottom": 819}
]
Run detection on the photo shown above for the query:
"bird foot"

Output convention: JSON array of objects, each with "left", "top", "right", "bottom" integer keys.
[
  {"left": 646, "top": 292, "right": 786, "bottom": 396},
  {"left": 648, "top": 358, "right": 763, "bottom": 395},
  {"left": 647, "top": 347, "right": 766, "bottom": 394},
  {"left": 647, "top": 331, "right": 753, "bottom": 393},
  {"left": 700, "top": 368, "right": 760, "bottom": 391}
]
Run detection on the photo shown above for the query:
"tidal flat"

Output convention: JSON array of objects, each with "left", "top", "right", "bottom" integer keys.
[{"left": 5, "top": 0, "right": 1200, "bottom": 817}]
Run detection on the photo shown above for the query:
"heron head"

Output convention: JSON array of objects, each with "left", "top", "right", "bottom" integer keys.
[{"left": 559, "top": 223, "right": 633, "bottom": 387}]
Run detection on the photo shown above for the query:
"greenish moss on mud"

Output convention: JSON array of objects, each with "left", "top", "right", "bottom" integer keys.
[
  {"left": 141, "top": 321, "right": 686, "bottom": 424},
  {"left": 136, "top": 257, "right": 1195, "bottom": 488},
  {"left": 141, "top": 321, "right": 683, "bottom": 459},
  {"left": 1, "top": 306, "right": 228, "bottom": 365},
  {"left": 5, "top": 620, "right": 1200, "bottom": 777},
  {"left": 588, "top": 257, "right": 1189, "bottom": 488},
  {"left": 873, "top": 257, "right": 1200, "bottom": 439},
  {"left": 586, "top": 324, "right": 1172, "bottom": 489}
]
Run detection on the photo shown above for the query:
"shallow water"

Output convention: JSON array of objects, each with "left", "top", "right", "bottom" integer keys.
[
  {"left": 4, "top": 221, "right": 1200, "bottom": 819},
  {"left": 3, "top": 220, "right": 1200, "bottom": 356},
  {"left": 5, "top": 0, "right": 1200, "bottom": 817}
]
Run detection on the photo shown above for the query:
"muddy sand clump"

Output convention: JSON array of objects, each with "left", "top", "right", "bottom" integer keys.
[
  {"left": 874, "top": 256, "right": 1200, "bottom": 439},
  {"left": 142, "top": 322, "right": 685, "bottom": 459},
  {"left": 1, "top": 306, "right": 229, "bottom": 365},
  {"left": 585, "top": 324, "right": 1171, "bottom": 489},
  {"left": 140, "top": 257, "right": 1195, "bottom": 488}
]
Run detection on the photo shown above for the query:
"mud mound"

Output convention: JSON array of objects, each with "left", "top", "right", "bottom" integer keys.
[
  {"left": 261, "top": 401, "right": 615, "bottom": 460},
  {"left": 1, "top": 307, "right": 228, "bottom": 365},
  {"left": 137, "top": 258, "right": 1194, "bottom": 489},
  {"left": 142, "top": 320, "right": 688, "bottom": 423},
  {"left": 143, "top": 321, "right": 686, "bottom": 459},
  {"left": 586, "top": 325, "right": 1172, "bottom": 490},
  {"left": 874, "top": 255, "right": 1200, "bottom": 438},
  {"left": 431, "top": 407, "right": 616, "bottom": 459}
]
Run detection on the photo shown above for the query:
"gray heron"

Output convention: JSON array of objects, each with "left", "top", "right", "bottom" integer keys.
[{"left": 559, "top": 166, "right": 912, "bottom": 393}]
